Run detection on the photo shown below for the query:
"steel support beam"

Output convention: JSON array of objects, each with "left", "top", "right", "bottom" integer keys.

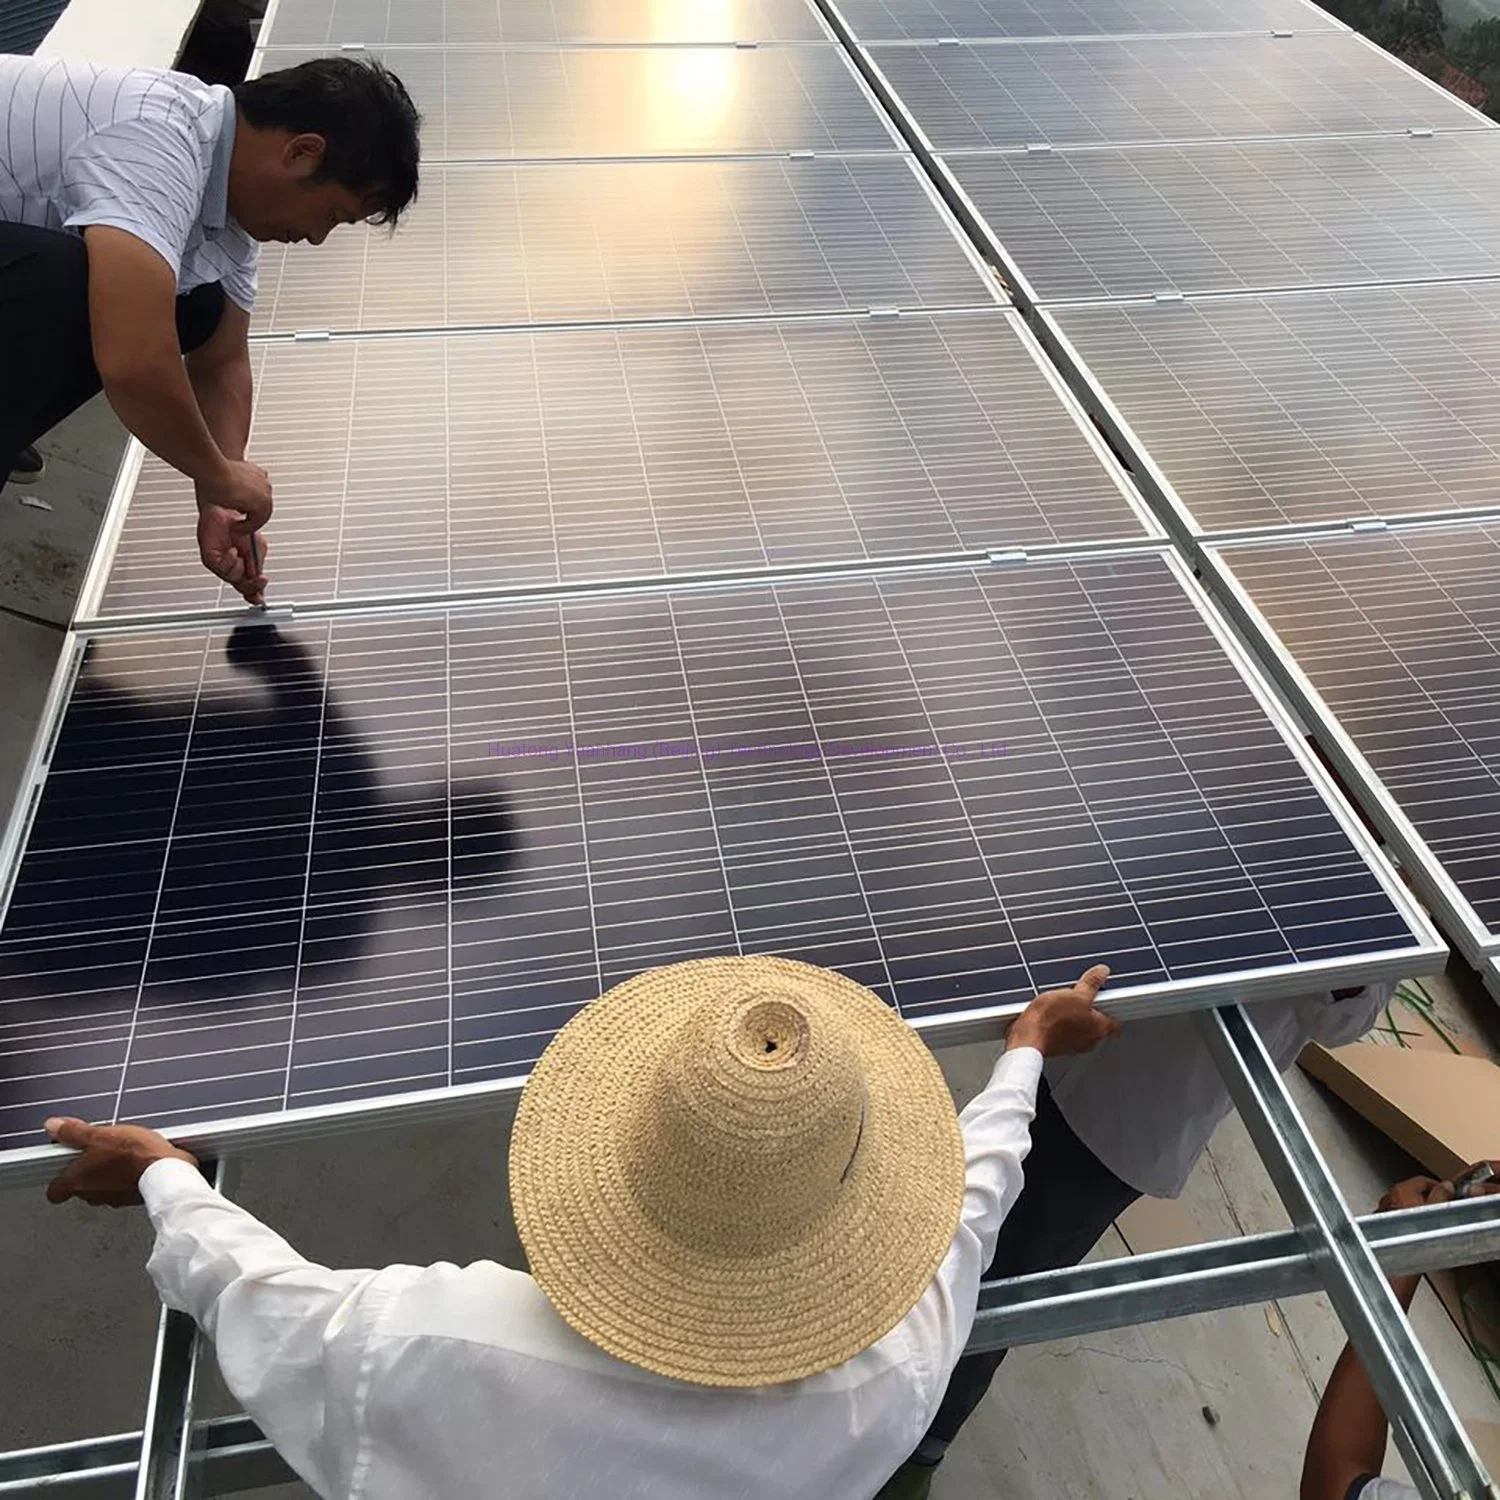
[
  {"left": 969, "top": 1195, "right": 1500, "bottom": 1352},
  {"left": 133, "top": 1161, "right": 234, "bottom": 1500},
  {"left": 1199, "top": 1003, "right": 1497, "bottom": 1500},
  {"left": 5, "top": 1184, "right": 1500, "bottom": 1496},
  {"left": 0, "top": 1419, "right": 294, "bottom": 1499}
]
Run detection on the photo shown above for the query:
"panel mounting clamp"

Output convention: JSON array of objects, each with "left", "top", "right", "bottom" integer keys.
[
  {"left": 292, "top": 330, "right": 332, "bottom": 342},
  {"left": 868, "top": 306, "right": 902, "bottom": 320},
  {"left": 733, "top": 39, "right": 759, "bottom": 48},
  {"left": 788, "top": 150, "right": 815, "bottom": 160},
  {"left": 1347, "top": 518, "right": 1390, "bottom": 533},
  {"left": 988, "top": 548, "right": 1029, "bottom": 564},
  {"left": 1153, "top": 290, "right": 1185, "bottom": 303},
  {"left": 1025, "top": 142, "right": 1053, "bottom": 154},
  {"left": 338, "top": 40, "right": 367, "bottom": 50},
  {"left": 937, "top": 36, "right": 961, "bottom": 45},
  {"left": 1271, "top": 27, "right": 1294, "bottom": 37},
  {"left": 1408, "top": 126, "right": 1435, "bottom": 137}
]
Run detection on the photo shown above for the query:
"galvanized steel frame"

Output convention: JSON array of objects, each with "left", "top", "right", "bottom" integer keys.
[{"left": 4, "top": 1005, "right": 1499, "bottom": 1498}]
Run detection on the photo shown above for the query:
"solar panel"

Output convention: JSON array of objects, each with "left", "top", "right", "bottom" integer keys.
[
  {"left": 91, "top": 312, "right": 1152, "bottom": 621},
  {"left": 831, "top": 0, "right": 1340, "bottom": 42},
  {"left": 870, "top": 34, "right": 1481, "bottom": 152},
  {"left": 0, "top": 553, "right": 1425, "bottom": 1148},
  {"left": 262, "top": 0, "right": 830, "bottom": 45},
  {"left": 1049, "top": 283, "right": 1500, "bottom": 534},
  {"left": 1207, "top": 523, "right": 1500, "bottom": 951},
  {"left": 943, "top": 132, "right": 1500, "bottom": 304},
  {"left": 252, "top": 158, "right": 997, "bottom": 334},
  {"left": 253, "top": 44, "right": 900, "bottom": 160}
]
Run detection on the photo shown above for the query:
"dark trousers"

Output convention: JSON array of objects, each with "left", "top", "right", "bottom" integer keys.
[
  {"left": 922, "top": 1080, "right": 1141, "bottom": 1449},
  {"left": 0, "top": 222, "right": 226, "bottom": 479}
]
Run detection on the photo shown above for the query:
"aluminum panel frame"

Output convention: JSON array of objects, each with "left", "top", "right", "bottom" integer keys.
[
  {"left": 1201, "top": 524, "right": 1500, "bottom": 964},
  {"left": 0, "top": 545, "right": 1444, "bottom": 1183},
  {"left": 1039, "top": 289, "right": 1500, "bottom": 542}
]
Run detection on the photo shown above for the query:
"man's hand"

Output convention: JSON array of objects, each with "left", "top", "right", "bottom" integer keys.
[
  {"left": 196, "top": 459, "right": 272, "bottom": 604},
  {"left": 1007, "top": 964, "right": 1119, "bottom": 1058},
  {"left": 44, "top": 1117, "right": 197, "bottom": 1208},
  {"left": 1378, "top": 1175, "right": 1443, "bottom": 1213}
]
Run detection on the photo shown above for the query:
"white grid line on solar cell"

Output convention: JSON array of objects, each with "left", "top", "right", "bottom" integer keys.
[
  {"left": 942, "top": 131, "right": 1500, "bottom": 304},
  {"left": 263, "top": 0, "right": 831, "bottom": 45},
  {"left": 1214, "top": 523, "right": 1500, "bottom": 944},
  {"left": 831, "top": 0, "right": 1340, "bottom": 42},
  {"left": 1051, "top": 282, "right": 1500, "bottom": 534},
  {"left": 0, "top": 555, "right": 1421, "bottom": 1145},
  {"left": 868, "top": 33, "right": 1484, "bottom": 151},
  {"left": 253, "top": 157, "right": 998, "bottom": 334},
  {"left": 94, "top": 312, "right": 1151, "bottom": 619},
  {"left": 253, "top": 44, "right": 902, "bottom": 159}
]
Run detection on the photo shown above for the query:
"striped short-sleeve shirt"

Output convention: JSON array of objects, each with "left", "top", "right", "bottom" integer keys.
[{"left": 0, "top": 54, "right": 259, "bottom": 309}]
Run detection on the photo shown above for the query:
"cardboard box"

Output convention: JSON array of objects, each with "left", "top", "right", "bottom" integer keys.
[{"left": 1298, "top": 1043, "right": 1500, "bottom": 1183}]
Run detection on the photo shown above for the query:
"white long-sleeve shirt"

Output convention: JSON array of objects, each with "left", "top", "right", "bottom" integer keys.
[
  {"left": 141, "top": 1046, "right": 1045, "bottom": 1500},
  {"left": 1045, "top": 985, "right": 1392, "bottom": 1199}
]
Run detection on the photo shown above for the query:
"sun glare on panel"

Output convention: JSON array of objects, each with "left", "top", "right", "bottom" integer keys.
[
  {"left": 642, "top": 47, "right": 738, "bottom": 152},
  {"left": 646, "top": 0, "right": 738, "bottom": 43}
]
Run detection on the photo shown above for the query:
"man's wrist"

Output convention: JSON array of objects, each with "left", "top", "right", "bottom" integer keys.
[
  {"left": 191, "top": 454, "right": 236, "bottom": 494},
  {"left": 1007, "top": 1017, "right": 1048, "bottom": 1056}
]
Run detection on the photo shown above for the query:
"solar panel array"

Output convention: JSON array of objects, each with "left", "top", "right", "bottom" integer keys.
[
  {"left": 1207, "top": 524, "right": 1500, "bottom": 954},
  {"left": 827, "top": 0, "right": 1500, "bottom": 991},
  {"left": 0, "top": 0, "right": 1448, "bottom": 1156},
  {"left": 833, "top": 0, "right": 1340, "bottom": 42},
  {"left": 253, "top": 157, "right": 998, "bottom": 335},
  {"left": 255, "top": 44, "right": 903, "bottom": 159},
  {"left": 0, "top": 556, "right": 1429, "bottom": 1148},
  {"left": 943, "top": 134, "right": 1500, "bottom": 305},
  {"left": 263, "top": 0, "right": 833, "bottom": 45},
  {"left": 870, "top": 34, "right": 1482, "bottom": 152},
  {"left": 1050, "top": 283, "right": 1500, "bottom": 535},
  {"left": 96, "top": 312, "right": 1152, "bottom": 621}
]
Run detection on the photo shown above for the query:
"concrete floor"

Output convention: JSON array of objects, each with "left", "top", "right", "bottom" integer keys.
[{"left": 2, "top": 409, "right": 1498, "bottom": 1497}]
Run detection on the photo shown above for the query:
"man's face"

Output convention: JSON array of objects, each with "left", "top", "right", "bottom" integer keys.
[{"left": 236, "top": 132, "right": 375, "bottom": 246}]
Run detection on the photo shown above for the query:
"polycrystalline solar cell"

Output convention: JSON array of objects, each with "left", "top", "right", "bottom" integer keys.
[
  {"left": 0, "top": 554, "right": 1421, "bottom": 1147},
  {"left": 1214, "top": 524, "right": 1500, "bottom": 944},
  {"left": 263, "top": 0, "right": 829, "bottom": 45},
  {"left": 95, "top": 312, "right": 1150, "bottom": 619},
  {"left": 871, "top": 34, "right": 1480, "bottom": 152},
  {"left": 833, "top": 0, "right": 1339, "bottom": 41},
  {"left": 1052, "top": 283, "right": 1500, "bottom": 533},
  {"left": 252, "top": 158, "right": 994, "bottom": 333},
  {"left": 944, "top": 132, "right": 1500, "bottom": 303},
  {"left": 254, "top": 45, "right": 898, "bottom": 159}
]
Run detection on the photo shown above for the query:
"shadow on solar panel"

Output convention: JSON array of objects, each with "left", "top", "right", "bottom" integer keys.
[{"left": 2, "top": 624, "right": 520, "bottom": 1013}]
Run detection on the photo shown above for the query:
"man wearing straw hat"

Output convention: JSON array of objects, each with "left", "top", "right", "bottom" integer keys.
[{"left": 44, "top": 955, "right": 1117, "bottom": 1499}]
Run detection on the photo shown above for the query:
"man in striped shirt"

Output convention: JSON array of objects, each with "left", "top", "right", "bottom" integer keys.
[{"left": 0, "top": 54, "right": 419, "bottom": 602}]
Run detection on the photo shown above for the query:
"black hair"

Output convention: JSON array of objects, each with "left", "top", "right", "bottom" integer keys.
[{"left": 234, "top": 58, "right": 420, "bottom": 224}]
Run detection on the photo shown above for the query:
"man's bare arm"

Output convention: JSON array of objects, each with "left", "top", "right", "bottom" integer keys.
[
  {"left": 87, "top": 227, "right": 248, "bottom": 492},
  {"left": 86, "top": 228, "right": 270, "bottom": 600},
  {"left": 186, "top": 299, "right": 253, "bottom": 463}
]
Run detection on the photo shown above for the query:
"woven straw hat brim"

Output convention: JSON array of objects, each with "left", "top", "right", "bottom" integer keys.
[{"left": 510, "top": 956, "right": 965, "bottom": 1388}]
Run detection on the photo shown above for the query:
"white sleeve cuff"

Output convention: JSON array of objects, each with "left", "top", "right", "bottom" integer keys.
[
  {"left": 989, "top": 1043, "right": 1044, "bottom": 1093},
  {"left": 139, "top": 1156, "right": 213, "bottom": 1214}
]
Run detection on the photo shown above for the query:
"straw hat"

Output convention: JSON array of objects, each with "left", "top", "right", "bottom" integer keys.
[{"left": 509, "top": 955, "right": 965, "bottom": 1387}]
